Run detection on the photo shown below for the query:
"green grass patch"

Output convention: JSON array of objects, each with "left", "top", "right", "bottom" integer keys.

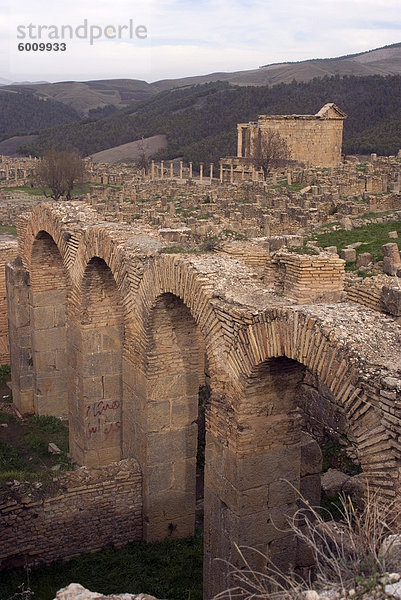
[
  {"left": 272, "top": 181, "right": 304, "bottom": 192},
  {"left": 0, "top": 413, "right": 73, "bottom": 481},
  {"left": 0, "top": 365, "right": 11, "bottom": 386},
  {"left": 0, "top": 534, "right": 203, "bottom": 600},
  {"left": 0, "top": 438, "right": 27, "bottom": 473},
  {"left": 0, "top": 411, "right": 16, "bottom": 424},
  {"left": 0, "top": 224, "right": 17, "bottom": 236},
  {"left": 313, "top": 220, "right": 401, "bottom": 263},
  {"left": 1, "top": 185, "right": 47, "bottom": 196},
  {"left": 1, "top": 182, "right": 91, "bottom": 198}
]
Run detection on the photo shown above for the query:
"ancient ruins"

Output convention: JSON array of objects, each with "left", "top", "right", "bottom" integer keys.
[
  {"left": 0, "top": 138, "right": 401, "bottom": 599},
  {"left": 227, "top": 103, "right": 347, "bottom": 172}
]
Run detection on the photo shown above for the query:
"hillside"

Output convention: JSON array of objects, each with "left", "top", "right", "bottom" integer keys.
[
  {"left": 16, "top": 74, "right": 401, "bottom": 167},
  {"left": 1, "top": 42, "right": 401, "bottom": 116},
  {"left": 0, "top": 90, "right": 80, "bottom": 139},
  {"left": 2, "top": 79, "right": 156, "bottom": 116}
]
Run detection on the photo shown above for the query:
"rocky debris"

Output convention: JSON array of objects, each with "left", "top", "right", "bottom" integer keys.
[
  {"left": 382, "top": 243, "right": 401, "bottom": 276},
  {"left": 382, "top": 286, "right": 401, "bottom": 318},
  {"left": 321, "top": 468, "right": 350, "bottom": 495},
  {"left": 54, "top": 584, "right": 157, "bottom": 600},
  {"left": 341, "top": 248, "right": 356, "bottom": 262},
  {"left": 380, "top": 535, "right": 401, "bottom": 572},
  {"left": 48, "top": 442, "right": 62, "bottom": 454}
]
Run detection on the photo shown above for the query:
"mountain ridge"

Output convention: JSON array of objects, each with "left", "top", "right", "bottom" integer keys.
[{"left": 2, "top": 42, "right": 401, "bottom": 115}]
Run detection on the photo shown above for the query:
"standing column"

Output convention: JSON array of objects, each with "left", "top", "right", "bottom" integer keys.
[
  {"left": 200, "top": 163, "right": 203, "bottom": 184},
  {"left": 219, "top": 162, "right": 223, "bottom": 184},
  {"left": 210, "top": 163, "right": 213, "bottom": 183},
  {"left": 237, "top": 125, "right": 243, "bottom": 157},
  {"left": 230, "top": 163, "right": 234, "bottom": 184},
  {"left": 170, "top": 162, "right": 174, "bottom": 179},
  {"left": 160, "top": 161, "right": 164, "bottom": 180},
  {"left": 151, "top": 160, "right": 155, "bottom": 180},
  {"left": 189, "top": 162, "right": 193, "bottom": 178},
  {"left": 180, "top": 161, "right": 183, "bottom": 180}
]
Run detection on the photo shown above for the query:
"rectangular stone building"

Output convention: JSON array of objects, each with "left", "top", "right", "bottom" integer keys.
[{"left": 237, "top": 103, "right": 347, "bottom": 168}]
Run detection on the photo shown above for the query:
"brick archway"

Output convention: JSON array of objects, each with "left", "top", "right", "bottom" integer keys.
[
  {"left": 203, "top": 310, "right": 399, "bottom": 598},
  {"left": 7, "top": 203, "right": 401, "bottom": 600}
]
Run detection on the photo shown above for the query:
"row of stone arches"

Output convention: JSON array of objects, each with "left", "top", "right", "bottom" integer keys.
[{"left": 8, "top": 203, "right": 400, "bottom": 599}]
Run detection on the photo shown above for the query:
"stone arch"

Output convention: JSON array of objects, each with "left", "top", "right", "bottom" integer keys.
[
  {"left": 128, "top": 255, "right": 226, "bottom": 375},
  {"left": 121, "top": 255, "right": 229, "bottom": 543},
  {"left": 29, "top": 230, "right": 68, "bottom": 416},
  {"left": 204, "top": 309, "right": 399, "bottom": 597},
  {"left": 68, "top": 256, "right": 124, "bottom": 467},
  {"left": 229, "top": 310, "right": 396, "bottom": 492},
  {"left": 126, "top": 291, "right": 205, "bottom": 541}
]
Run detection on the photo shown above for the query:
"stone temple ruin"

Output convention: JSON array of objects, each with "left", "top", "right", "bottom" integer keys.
[
  {"left": 220, "top": 103, "right": 347, "bottom": 179},
  {"left": 1, "top": 197, "right": 401, "bottom": 599}
]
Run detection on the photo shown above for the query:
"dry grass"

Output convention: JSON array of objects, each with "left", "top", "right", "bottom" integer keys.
[{"left": 213, "top": 484, "right": 400, "bottom": 600}]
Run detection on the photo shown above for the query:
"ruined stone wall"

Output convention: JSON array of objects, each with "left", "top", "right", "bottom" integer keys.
[
  {"left": 0, "top": 193, "right": 45, "bottom": 226},
  {"left": 0, "top": 239, "right": 18, "bottom": 363},
  {"left": 0, "top": 459, "right": 142, "bottom": 570},
  {"left": 6, "top": 202, "right": 401, "bottom": 599},
  {"left": 247, "top": 118, "right": 344, "bottom": 167}
]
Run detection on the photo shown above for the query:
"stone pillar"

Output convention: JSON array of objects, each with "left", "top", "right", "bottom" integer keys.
[
  {"left": 151, "top": 160, "right": 155, "bottom": 180},
  {"left": 287, "top": 171, "right": 292, "bottom": 186},
  {"left": 160, "top": 161, "right": 164, "bottom": 180},
  {"left": 180, "top": 161, "right": 183, "bottom": 180},
  {"left": 189, "top": 162, "right": 193, "bottom": 179},
  {"left": 204, "top": 359, "right": 306, "bottom": 598},
  {"left": 29, "top": 250, "right": 68, "bottom": 417},
  {"left": 200, "top": 163, "right": 203, "bottom": 184},
  {"left": 210, "top": 163, "right": 213, "bottom": 183},
  {"left": 122, "top": 295, "right": 200, "bottom": 542},
  {"left": 170, "top": 162, "right": 174, "bottom": 179},
  {"left": 68, "top": 260, "right": 123, "bottom": 467},
  {"left": 230, "top": 163, "right": 234, "bottom": 184},
  {"left": 241, "top": 167, "right": 245, "bottom": 180},
  {"left": 5, "top": 165, "right": 8, "bottom": 181},
  {"left": 15, "top": 165, "right": 18, "bottom": 181},
  {"left": 219, "top": 163, "right": 223, "bottom": 184},
  {"left": 237, "top": 125, "right": 243, "bottom": 157},
  {"left": 6, "top": 258, "right": 34, "bottom": 414}
]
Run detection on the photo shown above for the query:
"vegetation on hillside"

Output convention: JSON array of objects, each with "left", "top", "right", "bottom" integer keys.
[
  {"left": 0, "top": 91, "right": 80, "bottom": 140},
  {"left": 15, "top": 74, "right": 401, "bottom": 167}
]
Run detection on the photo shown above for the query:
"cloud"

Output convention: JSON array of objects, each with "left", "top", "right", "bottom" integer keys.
[{"left": 1, "top": 0, "right": 400, "bottom": 82}]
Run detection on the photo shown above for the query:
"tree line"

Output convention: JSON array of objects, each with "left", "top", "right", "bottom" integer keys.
[{"left": 15, "top": 74, "right": 401, "bottom": 166}]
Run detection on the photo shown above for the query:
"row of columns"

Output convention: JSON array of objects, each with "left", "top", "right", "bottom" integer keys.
[
  {"left": 150, "top": 160, "right": 217, "bottom": 183},
  {"left": 150, "top": 160, "right": 266, "bottom": 184}
]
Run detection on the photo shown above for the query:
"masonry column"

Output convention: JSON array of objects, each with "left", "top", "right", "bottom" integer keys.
[
  {"left": 237, "top": 124, "right": 245, "bottom": 157},
  {"left": 6, "top": 258, "right": 34, "bottom": 414},
  {"left": 204, "top": 359, "right": 304, "bottom": 598}
]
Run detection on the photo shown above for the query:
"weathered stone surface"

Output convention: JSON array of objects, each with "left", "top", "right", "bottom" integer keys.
[
  {"left": 321, "top": 469, "right": 350, "bottom": 495},
  {"left": 54, "top": 583, "right": 157, "bottom": 600},
  {"left": 382, "top": 286, "right": 401, "bottom": 317},
  {"left": 2, "top": 200, "right": 401, "bottom": 600},
  {"left": 341, "top": 247, "right": 356, "bottom": 262}
]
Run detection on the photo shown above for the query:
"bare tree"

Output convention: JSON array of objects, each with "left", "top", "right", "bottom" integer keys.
[
  {"left": 35, "top": 150, "right": 85, "bottom": 201},
  {"left": 250, "top": 129, "right": 292, "bottom": 180}
]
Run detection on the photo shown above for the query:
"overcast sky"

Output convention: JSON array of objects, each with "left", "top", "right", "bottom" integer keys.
[{"left": 1, "top": 0, "right": 400, "bottom": 83}]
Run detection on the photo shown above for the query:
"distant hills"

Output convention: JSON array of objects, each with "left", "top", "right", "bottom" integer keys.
[
  {"left": 2, "top": 42, "right": 401, "bottom": 164},
  {"left": 2, "top": 42, "right": 401, "bottom": 116},
  {"left": 15, "top": 74, "right": 401, "bottom": 166}
]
